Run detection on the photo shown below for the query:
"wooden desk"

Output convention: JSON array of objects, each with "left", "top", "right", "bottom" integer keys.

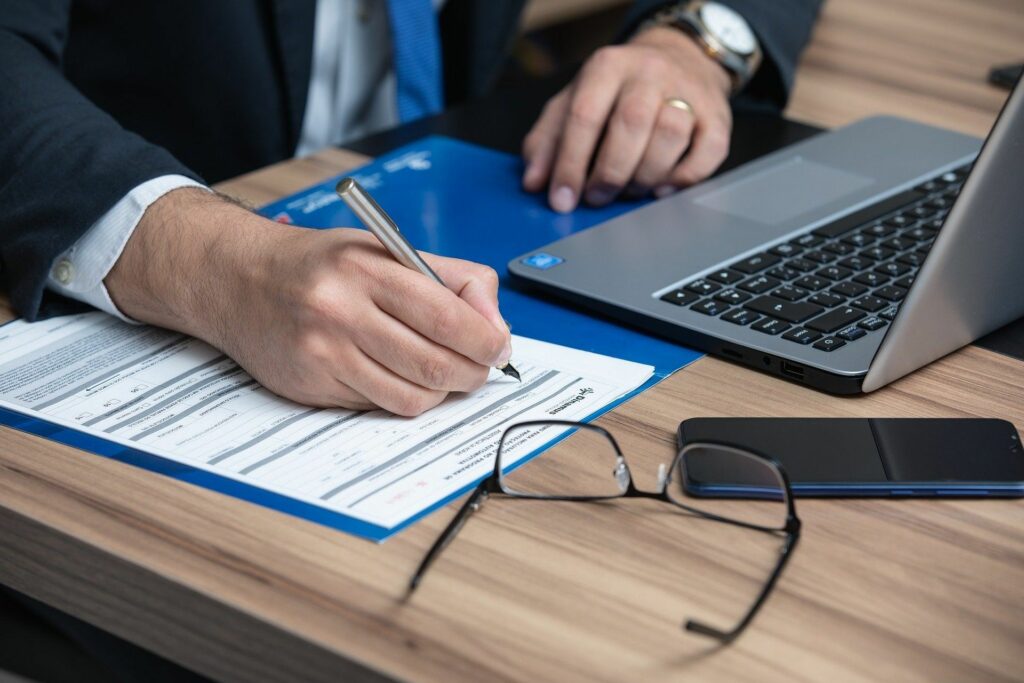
[{"left": 2, "top": 1, "right": 1023, "bottom": 681}]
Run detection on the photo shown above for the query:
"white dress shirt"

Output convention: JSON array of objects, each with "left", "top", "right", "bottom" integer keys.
[{"left": 49, "top": 0, "right": 434, "bottom": 320}]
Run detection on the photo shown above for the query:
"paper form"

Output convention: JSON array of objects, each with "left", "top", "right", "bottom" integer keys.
[{"left": 0, "top": 313, "right": 653, "bottom": 531}]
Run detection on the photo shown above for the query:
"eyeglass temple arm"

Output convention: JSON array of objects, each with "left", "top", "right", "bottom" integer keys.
[
  {"left": 408, "top": 480, "right": 491, "bottom": 593},
  {"left": 684, "top": 530, "right": 800, "bottom": 643}
]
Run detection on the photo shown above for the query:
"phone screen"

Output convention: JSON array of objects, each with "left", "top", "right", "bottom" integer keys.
[{"left": 678, "top": 418, "right": 1024, "bottom": 496}]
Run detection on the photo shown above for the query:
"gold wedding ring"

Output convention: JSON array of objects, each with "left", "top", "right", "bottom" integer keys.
[{"left": 664, "top": 97, "right": 694, "bottom": 115}]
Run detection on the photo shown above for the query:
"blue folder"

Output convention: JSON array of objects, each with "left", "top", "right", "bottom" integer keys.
[{"left": 0, "top": 136, "right": 702, "bottom": 542}]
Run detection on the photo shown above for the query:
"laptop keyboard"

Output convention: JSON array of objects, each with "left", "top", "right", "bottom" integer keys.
[{"left": 658, "top": 164, "right": 971, "bottom": 352}]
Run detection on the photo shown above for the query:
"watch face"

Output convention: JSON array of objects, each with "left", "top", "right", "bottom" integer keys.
[{"left": 699, "top": 2, "right": 757, "bottom": 55}]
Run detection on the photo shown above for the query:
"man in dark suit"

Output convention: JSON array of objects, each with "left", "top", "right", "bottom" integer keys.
[{"left": 0, "top": 0, "right": 821, "bottom": 417}]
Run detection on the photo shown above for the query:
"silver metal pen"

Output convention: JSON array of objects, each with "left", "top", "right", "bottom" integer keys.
[{"left": 336, "top": 177, "right": 520, "bottom": 381}]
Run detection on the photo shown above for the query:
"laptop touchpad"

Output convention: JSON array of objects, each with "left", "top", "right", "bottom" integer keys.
[{"left": 694, "top": 156, "right": 874, "bottom": 225}]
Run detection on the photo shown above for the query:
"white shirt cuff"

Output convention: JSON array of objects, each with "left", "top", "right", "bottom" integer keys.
[{"left": 47, "top": 175, "right": 208, "bottom": 322}]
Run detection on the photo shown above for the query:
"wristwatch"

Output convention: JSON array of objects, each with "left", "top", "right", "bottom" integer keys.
[{"left": 639, "top": 1, "right": 762, "bottom": 95}]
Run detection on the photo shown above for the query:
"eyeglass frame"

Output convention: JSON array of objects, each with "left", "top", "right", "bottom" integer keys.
[{"left": 407, "top": 419, "right": 802, "bottom": 644}]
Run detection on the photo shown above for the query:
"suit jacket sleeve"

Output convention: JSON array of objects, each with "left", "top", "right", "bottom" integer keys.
[
  {"left": 623, "top": 0, "right": 824, "bottom": 109},
  {"left": 0, "top": 0, "right": 203, "bottom": 321}
]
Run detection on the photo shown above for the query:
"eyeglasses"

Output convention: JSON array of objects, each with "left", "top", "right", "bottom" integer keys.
[{"left": 408, "top": 420, "right": 801, "bottom": 644}]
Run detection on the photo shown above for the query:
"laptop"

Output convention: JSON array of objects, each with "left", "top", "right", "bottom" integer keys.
[{"left": 509, "top": 78, "right": 1024, "bottom": 394}]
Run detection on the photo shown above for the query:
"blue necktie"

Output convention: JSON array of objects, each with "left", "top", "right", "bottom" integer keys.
[{"left": 386, "top": 0, "right": 444, "bottom": 123}]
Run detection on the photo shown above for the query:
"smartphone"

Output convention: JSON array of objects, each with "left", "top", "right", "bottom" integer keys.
[{"left": 676, "top": 418, "right": 1024, "bottom": 497}]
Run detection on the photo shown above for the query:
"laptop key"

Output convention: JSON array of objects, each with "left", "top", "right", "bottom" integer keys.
[
  {"left": 831, "top": 280, "right": 868, "bottom": 297},
  {"left": 880, "top": 305, "right": 900, "bottom": 321},
  {"left": 853, "top": 271, "right": 889, "bottom": 287},
  {"left": 859, "top": 316, "right": 888, "bottom": 331},
  {"left": 706, "top": 269, "right": 745, "bottom": 285},
  {"left": 716, "top": 289, "right": 751, "bottom": 305},
  {"left": 838, "top": 256, "right": 872, "bottom": 271},
  {"left": 884, "top": 214, "right": 912, "bottom": 228},
  {"left": 905, "top": 226, "right": 937, "bottom": 241},
  {"left": 769, "top": 243, "right": 802, "bottom": 257},
  {"left": 771, "top": 286, "right": 809, "bottom": 302},
  {"left": 792, "top": 233, "right": 824, "bottom": 248},
  {"left": 894, "top": 275, "right": 915, "bottom": 289},
  {"left": 838, "top": 325, "right": 867, "bottom": 341},
  {"left": 808, "top": 291, "right": 844, "bottom": 307},
  {"left": 874, "top": 285, "right": 907, "bottom": 301},
  {"left": 721, "top": 308, "right": 760, "bottom": 326},
  {"left": 813, "top": 337, "right": 846, "bottom": 352},
  {"left": 793, "top": 275, "right": 829, "bottom": 291},
  {"left": 751, "top": 317, "right": 791, "bottom": 335},
  {"left": 851, "top": 295, "right": 887, "bottom": 312},
  {"left": 782, "top": 327, "right": 822, "bottom": 344},
  {"left": 730, "top": 253, "right": 781, "bottom": 274},
  {"left": 738, "top": 275, "right": 781, "bottom": 294},
  {"left": 786, "top": 258, "right": 817, "bottom": 272},
  {"left": 816, "top": 266, "right": 852, "bottom": 281},
  {"left": 767, "top": 265, "right": 800, "bottom": 281},
  {"left": 860, "top": 246, "right": 894, "bottom": 261},
  {"left": 806, "top": 306, "right": 865, "bottom": 333},
  {"left": 823, "top": 241, "right": 856, "bottom": 256},
  {"left": 897, "top": 252, "right": 925, "bottom": 267},
  {"left": 685, "top": 279, "right": 722, "bottom": 295},
  {"left": 745, "top": 296, "right": 824, "bottom": 323},
  {"left": 881, "top": 236, "right": 915, "bottom": 251},
  {"left": 803, "top": 250, "right": 835, "bottom": 264},
  {"left": 862, "top": 224, "right": 897, "bottom": 237},
  {"left": 842, "top": 233, "right": 875, "bottom": 248},
  {"left": 690, "top": 299, "right": 730, "bottom": 316},
  {"left": 660, "top": 289, "right": 699, "bottom": 306},
  {"left": 874, "top": 261, "right": 911, "bottom": 277}
]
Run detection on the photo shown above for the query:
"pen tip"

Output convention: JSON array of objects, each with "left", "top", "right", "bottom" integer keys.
[{"left": 501, "top": 363, "right": 521, "bottom": 382}]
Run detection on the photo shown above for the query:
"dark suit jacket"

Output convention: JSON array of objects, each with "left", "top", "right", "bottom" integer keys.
[{"left": 0, "top": 0, "right": 821, "bottom": 321}]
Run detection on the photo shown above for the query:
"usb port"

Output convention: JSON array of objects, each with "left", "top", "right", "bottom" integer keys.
[
  {"left": 781, "top": 361, "right": 805, "bottom": 381},
  {"left": 721, "top": 348, "right": 743, "bottom": 360}
]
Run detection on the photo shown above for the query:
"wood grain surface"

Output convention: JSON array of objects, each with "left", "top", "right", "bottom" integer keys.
[
  {"left": 2, "top": 1, "right": 1023, "bottom": 682},
  {"left": 788, "top": 0, "right": 1024, "bottom": 137}
]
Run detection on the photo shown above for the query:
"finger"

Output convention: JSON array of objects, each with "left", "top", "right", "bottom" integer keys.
[
  {"left": 340, "top": 346, "right": 448, "bottom": 417},
  {"left": 669, "top": 110, "right": 732, "bottom": 188},
  {"left": 355, "top": 308, "right": 490, "bottom": 393},
  {"left": 548, "top": 48, "right": 628, "bottom": 213},
  {"left": 522, "top": 90, "right": 570, "bottom": 193},
  {"left": 370, "top": 264, "right": 509, "bottom": 369},
  {"left": 426, "top": 254, "right": 507, "bottom": 333},
  {"left": 328, "top": 379, "right": 377, "bottom": 412},
  {"left": 583, "top": 82, "right": 662, "bottom": 206},
  {"left": 632, "top": 99, "right": 696, "bottom": 192}
]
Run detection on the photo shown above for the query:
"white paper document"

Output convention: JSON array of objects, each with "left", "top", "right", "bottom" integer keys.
[{"left": 0, "top": 313, "right": 652, "bottom": 531}]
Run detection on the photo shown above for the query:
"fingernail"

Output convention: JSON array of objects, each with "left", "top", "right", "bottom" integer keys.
[
  {"left": 654, "top": 184, "right": 676, "bottom": 199},
  {"left": 585, "top": 187, "right": 615, "bottom": 206},
  {"left": 496, "top": 340, "right": 513, "bottom": 367},
  {"left": 550, "top": 185, "right": 576, "bottom": 213}
]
